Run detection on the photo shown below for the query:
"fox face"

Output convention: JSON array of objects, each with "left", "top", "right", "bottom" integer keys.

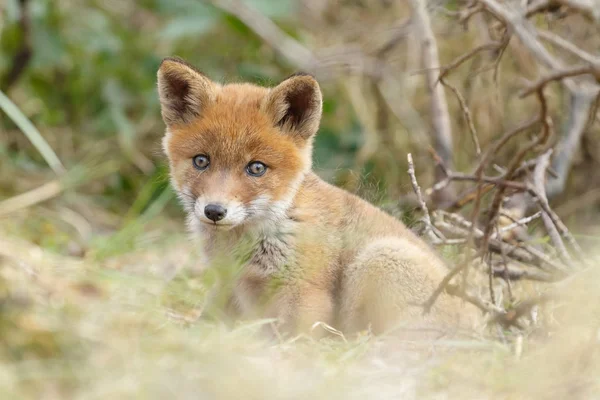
[{"left": 157, "top": 58, "right": 322, "bottom": 233}]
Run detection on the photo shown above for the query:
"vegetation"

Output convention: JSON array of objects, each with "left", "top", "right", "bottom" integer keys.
[{"left": 1, "top": 0, "right": 599, "bottom": 398}]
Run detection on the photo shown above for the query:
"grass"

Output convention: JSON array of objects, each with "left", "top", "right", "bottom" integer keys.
[
  {"left": 0, "top": 90, "right": 65, "bottom": 175},
  {"left": 0, "top": 222, "right": 599, "bottom": 399}
]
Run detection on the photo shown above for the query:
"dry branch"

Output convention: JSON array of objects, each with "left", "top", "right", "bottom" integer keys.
[
  {"left": 210, "top": 0, "right": 430, "bottom": 154},
  {"left": 478, "top": 0, "right": 567, "bottom": 71},
  {"left": 440, "top": 78, "right": 481, "bottom": 157},
  {"left": 472, "top": 117, "right": 539, "bottom": 176},
  {"left": 520, "top": 65, "right": 600, "bottom": 97},
  {"left": 496, "top": 211, "right": 542, "bottom": 237},
  {"left": 478, "top": 88, "right": 553, "bottom": 272},
  {"left": 537, "top": 29, "right": 600, "bottom": 65},
  {"left": 410, "top": 0, "right": 455, "bottom": 204},
  {"left": 407, "top": 153, "right": 441, "bottom": 243},
  {"left": 492, "top": 264, "right": 558, "bottom": 282},
  {"left": 531, "top": 150, "right": 572, "bottom": 264},
  {"left": 417, "top": 0, "right": 593, "bottom": 330},
  {"left": 547, "top": 89, "right": 600, "bottom": 199},
  {"left": 555, "top": 0, "right": 600, "bottom": 21},
  {"left": 209, "top": 0, "right": 316, "bottom": 71},
  {"left": 437, "top": 41, "right": 502, "bottom": 82},
  {"left": 446, "top": 283, "right": 505, "bottom": 315}
]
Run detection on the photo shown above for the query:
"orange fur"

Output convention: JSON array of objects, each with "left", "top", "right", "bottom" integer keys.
[{"left": 157, "top": 57, "right": 480, "bottom": 337}]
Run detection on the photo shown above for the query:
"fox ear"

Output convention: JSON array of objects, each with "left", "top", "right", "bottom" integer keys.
[
  {"left": 262, "top": 73, "right": 322, "bottom": 140},
  {"left": 157, "top": 57, "right": 217, "bottom": 126}
]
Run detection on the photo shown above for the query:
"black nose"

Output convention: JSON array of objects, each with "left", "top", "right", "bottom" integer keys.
[{"left": 204, "top": 204, "right": 227, "bottom": 222}]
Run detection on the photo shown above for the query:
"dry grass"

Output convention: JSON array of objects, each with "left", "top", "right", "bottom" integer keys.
[{"left": 1, "top": 223, "right": 598, "bottom": 400}]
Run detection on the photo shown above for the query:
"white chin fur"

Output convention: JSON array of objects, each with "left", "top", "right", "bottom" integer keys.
[
  {"left": 192, "top": 198, "right": 247, "bottom": 227},
  {"left": 184, "top": 194, "right": 291, "bottom": 236}
]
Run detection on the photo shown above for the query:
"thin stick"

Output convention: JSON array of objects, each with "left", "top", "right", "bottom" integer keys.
[
  {"left": 479, "top": 89, "right": 553, "bottom": 266},
  {"left": 472, "top": 116, "right": 539, "bottom": 176},
  {"left": 497, "top": 211, "right": 542, "bottom": 236},
  {"left": 492, "top": 264, "right": 559, "bottom": 282},
  {"left": 520, "top": 65, "right": 599, "bottom": 98},
  {"left": 407, "top": 153, "right": 440, "bottom": 243},
  {"left": 440, "top": 78, "right": 482, "bottom": 157},
  {"left": 423, "top": 261, "right": 471, "bottom": 314},
  {"left": 428, "top": 172, "right": 528, "bottom": 194},
  {"left": 527, "top": 184, "right": 586, "bottom": 263},
  {"left": 437, "top": 41, "right": 502, "bottom": 82},
  {"left": 436, "top": 211, "right": 568, "bottom": 271},
  {"left": 537, "top": 29, "right": 600, "bottom": 65},
  {"left": 486, "top": 252, "right": 497, "bottom": 305},
  {"left": 531, "top": 150, "right": 573, "bottom": 265},
  {"left": 446, "top": 283, "right": 505, "bottom": 315},
  {"left": 496, "top": 225, "right": 514, "bottom": 301}
]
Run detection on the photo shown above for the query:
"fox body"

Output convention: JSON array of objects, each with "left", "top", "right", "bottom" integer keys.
[{"left": 158, "top": 57, "right": 478, "bottom": 336}]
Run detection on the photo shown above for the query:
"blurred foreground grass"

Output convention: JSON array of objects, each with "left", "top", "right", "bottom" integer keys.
[{"left": 0, "top": 227, "right": 599, "bottom": 399}]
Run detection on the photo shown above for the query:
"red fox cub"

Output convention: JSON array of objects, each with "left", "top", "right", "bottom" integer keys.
[{"left": 157, "top": 57, "right": 479, "bottom": 336}]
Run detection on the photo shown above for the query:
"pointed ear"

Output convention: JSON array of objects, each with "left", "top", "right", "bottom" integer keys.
[
  {"left": 157, "top": 57, "right": 217, "bottom": 126},
  {"left": 262, "top": 73, "right": 322, "bottom": 140}
]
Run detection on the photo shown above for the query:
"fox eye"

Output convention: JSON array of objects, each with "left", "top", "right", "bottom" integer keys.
[
  {"left": 246, "top": 161, "right": 267, "bottom": 177},
  {"left": 192, "top": 154, "right": 210, "bottom": 170}
]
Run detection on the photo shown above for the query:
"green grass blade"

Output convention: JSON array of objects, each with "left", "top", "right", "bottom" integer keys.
[{"left": 0, "top": 90, "right": 65, "bottom": 175}]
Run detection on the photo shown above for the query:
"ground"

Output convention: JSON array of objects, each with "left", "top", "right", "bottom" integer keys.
[{"left": 1, "top": 215, "right": 598, "bottom": 399}]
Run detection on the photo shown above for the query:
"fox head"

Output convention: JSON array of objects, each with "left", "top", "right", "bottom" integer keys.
[{"left": 157, "top": 57, "right": 322, "bottom": 233}]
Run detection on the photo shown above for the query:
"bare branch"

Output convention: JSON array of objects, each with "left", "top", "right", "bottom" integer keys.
[
  {"left": 496, "top": 211, "right": 542, "bottom": 237},
  {"left": 519, "top": 65, "right": 600, "bottom": 97},
  {"left": 437, "top": 41, "right": 503, "bottom": 81},
  {"left": 496, "top": 227, "right": 514, "bottom": 300},
  {"left": 555, "top": 0, "right": 600, "bottom": 21},
  {"left": 479, "top": 88, "right": 553, "bottom": 264},
  {"left": 427, "top": 172, "right": 528, "bottom": 195},
  {"left": 547, "top": 89, "right": 600, "bottom": 199},
  {"left": 490, "top": 293, "right": 552, "bottom": 329},
  {"left": 376, "top": 17, "right": 412, "bottom": 58},
  {"left": 537, "top": 29, "right": 600, "bottom": 66},
  {"left": 209, "top": 0, "right": 316, "bottom": 70},
  {"left": 440, "top": 78, "right": 482, "bottom": 157},
  {"left": 524, "top": 0, "right": 559, "bottom": 18},
  {"left": 492, "top": 264, "right": 559, "bottom": 282},
  {"left": 410, "top": 0, "right": 455, "bottom": 203},
  {"left": 434, "top": 211, "right": 566, "bottom": 271},
  {"left": 477, "top": 0, "right": 594, "bottom": 96},
  {"left": 478, "top": 0, "right": 565, "bottom": 69},
  {"left": 407, "top": 153, "right": 444, "bottom": 243},
  {"left": 532, "top": 150, "right": 572, "bottom": 264},
  {"left": 423, "top": 260, "right": 470, "bottom": 314},
  {"left": 527, "top": 183, "right": 586, "bottom": 262},
  {"left": 472, "top": 116, "right": 539, "bottom": 176},
  {"left": 210, "top": 0, "right": 431, "bottom": 153},
  {"left": 446, "top": 283, "right": 505, "bottom": 315}
]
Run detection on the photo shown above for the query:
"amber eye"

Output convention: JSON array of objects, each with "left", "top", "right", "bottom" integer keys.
[
  {"left": 192, "top": 154, "right": 210, "bottom": 170},
  {"left": 246, "top": 161, "right": 267, "bottom": 177}
]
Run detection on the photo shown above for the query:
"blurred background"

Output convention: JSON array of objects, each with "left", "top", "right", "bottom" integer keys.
[
  {"left": 1, "top": 1, "right": 600, "bottom": 397},
  {"left": 1, "top": 0, "right": 599, "bottom": 258}
]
